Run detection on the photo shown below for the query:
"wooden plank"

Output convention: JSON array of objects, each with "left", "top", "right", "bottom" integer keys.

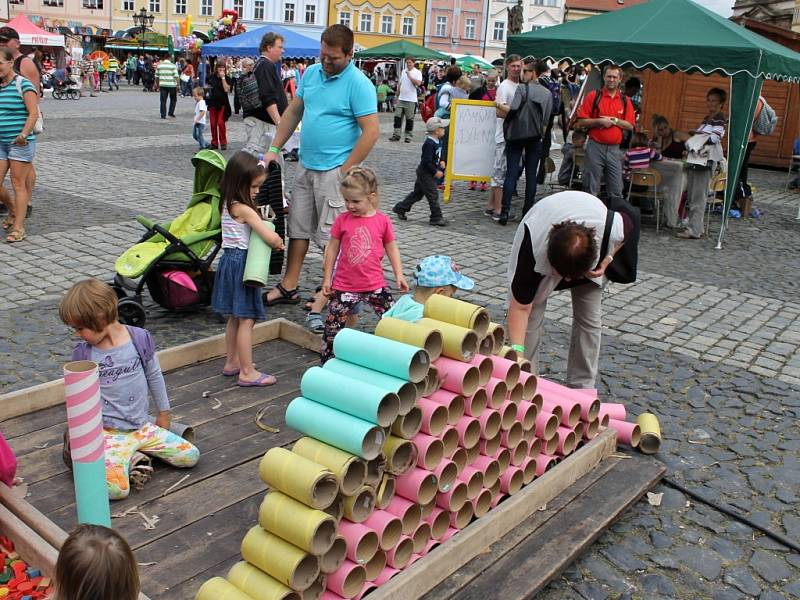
[
  {"left": 369, "top": 429, "right": 618, "bottom": 600},
  {"left": 164, "top": 555, "right": 241, "bottom": 600},
  {"left": 278, "top": 318, "right": 322, "bottom": 352},
  {"left": 0, "top": 503, "right": 60, "bottom": 578},
  {"left": 0, "top": 482, "right": 68, "bottom": 549},
  {"left": 452, "top": 455, "right": 666, "bottom": 600}
]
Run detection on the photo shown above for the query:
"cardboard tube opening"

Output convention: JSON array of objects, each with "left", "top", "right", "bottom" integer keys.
[
  {"left": 423, "top": 367, "right": 439, "bottom": 397},
  {"left": 364, "top": 454, "right": 386, "bottom": 485},
  {"left": 425, "top": 403, "right": 448, "bottom": 437},
  {"left": 465, "top": 388, "right": 488, "bottom": 418},
  {"left": 447, "top": 394, "right": 465, "bottom": 425},
  {"left": 376, "top": 394, "right": 401, "bottom": 428},
  {"left": 529, "top": 437, "right": 542, "bottom": 458},
  {"left": 518, "top": 373, "right": 537, "bottom": 400},
  {"left": 472, "top": 311, "right": 491, "bottom": 336},
  {"left": 426, "top": 509, "right": 449, "bottom": 540},
  {"left": 345, "top": 487, "right": 376, "bottom": 523},
  {"left": 480, "top": 432, "right": 501, "bottom": 457},
  {"left": 499, "top": 402, "right": 517, "bottom": 431},
  {"left": 472, "top": 488, "right": 493, "bottom": 517},
  {"left": 600, "top": 413, "right": 610, "bottom": 427},
  {"left": 499, "top": 345, "right": 517, "bottom": 361},
  {"left": 459, "top": 364, "right": 480, "bottom": 397},
  {"left": 511, "top": 440, "right": 529, "bottom": 465},
  {"left": 64, "top": 360, "right": 97, "bottom": 374},
  {"left": 471, "top": 356, "right": 493, "bottom": 386},
  {"left": 521, "top": 458, "right": 537, "bottom": 485},
  {"left": 537, "top": 412, "right": 558, "bottom": 440},
  {"left": 560, "top": 430, "right": 577, "bottom": 455},
  {"left": 487, "top": 380, "right": 507, "bottom": 409},
  {"left": 482, "top": 459, "right": 500, "bottom": 489},
  {"left": 340, "top": 564, "right": 367, "bottom": 598},
  {"left": 377, "top": 517, "right": 403, "bottom": 551},
  {"left": 341, "top": 460, "right": 367, "bottom": 497},
  {"left": 631, "top": 425, "right": 641, "bottom": 447},
  {"left": 451, "top": 501, "right": 474, "bottom": 529},
  {"left": 388, "top": 537, "right": 414, "bottom": 569},
  {"left": 320, "top": 537, "right": 347, "bottom": 574},
  {"left": 386, "top": 439, "right": 415, "bottom": 474},
  {"left": 311, "top": 519, "right": 338, "bottom": 556},
  {"left": 412, "top": 522, "right": 431, "bottom": 553},
  {"left": 364, "top": 549, "right": 386, "bottom": 581},
  {"left": 517, "top": 402, "right": 537, "bottom": 431},
  {"left": 418, "top": 499, "right": 434, "bottom": 519},
  {"left": 639, "top": 433, "right": 660, "bottom": 455},
  {"left": 504, "top": 362, "right": 521, "bottom": 387},
  {"left": 459, "top": 468, "right": 483, "bottom": 499},
  {"left": 425, "top": 331, "right": 444, "bottom": 362},
  {"left": 502, "top": 421, "right": 523, "bottom": 448},
  {"left": 518, "top": 359, "right": 532, "bottom": 373},
  {"left": 392, "top": 407, "right": 423, "bottom": 440},
  {"left": 493, "top": 447, "right": 511, "bottom": 472},
  {"left": 434, "top": 459, "right": 458, "bottom": 491},
  {"left": 464, "top": 442, "right": 479, "bottom": 464},
  {"left": 395, "top": 504, "right": 421, "bottom": 535},
  {"left": 489, "top": 323, "right": 505, "bottom": 350},
  {"left": 460, "top": 418, "right": 481, "bottom": 449},
  {"left": 290, "top": 554, "right": 319, "bottom": 591},
  {"left": 324, "top": 496, "right": 344, "bottom": 522},
  {"left": 396, "top": 383, "right": 417, "bottom": 415},
  {"left": 585, "top": 418, "right": 599, "bottom": 440},
  {"left": 566, "top": 404, "right": 581, "bottom": 428},
  {"left": 507, "top": 382, "right": 524, "bottom": 404},
  {"left": 480, "top": 410, "right": 502, "bottom": 440},
  {"left": 573, "top": 422, "right": 585, "bottom": 440},
  {"left": 441, "top": 427, "right": 459, "bottom": 457},
  {"left": 314, "top": 476, "right": 340, "bottom": 510},
  {"left": 450, "top": 447, "right": 468, "bottom": 474},
  {"left": 438, "top": 480, "right": 468, "bottom": 512},
  {"left": 303, "top": 576, "right": 325, "bottom": 600},
  {"left": 359, "top": 426, "right": 386, "bottom": 461},
  {"left": 543, "top": 436, "right": 558, "bottom": 456},
  {"left": 416, "top": 474, "right": 438, "bottom": 505},
  {"left": 417, "top": 437, "right": 444, "bottom": 470},
  {"left": 501, "top": 468, "right": 524, "bottom": 495},
  {"left": 478, "top": 334, "right": 494, "bottom": 356},
  {"left": 403, "top": 349, "right": 429, "bottom": 383},
  {"left": 354, "top": 530, "right": 380, "bottom": 564},
  {"left": 531, "top": 393, "right": 543, "bottom": 411}
]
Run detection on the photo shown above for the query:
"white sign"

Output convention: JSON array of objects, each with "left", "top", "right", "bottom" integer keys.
[{"left": 444, "top": 99, "right": 496, "bottom": 201}]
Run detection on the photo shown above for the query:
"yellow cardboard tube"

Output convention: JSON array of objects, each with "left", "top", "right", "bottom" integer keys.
[
  {"left": 383, "top": 435, "right": 416, "bottom": 475},
  {"left": 343, "top": 485, "right": 376, "bottom": 523},
  {"left": 292, "top": 437, "right": 367, "bottom": 497},
  {"left": 227, "top": 562, "right": 301, "bottom": 600},
  {"left": 259, "top": 447, "right": 339, "bottom": 510},
  {"left": 258, "top": 491, "right": 337, "bottom": 555},
  {"left": 423, "top": 295, "right": 490, "bottom": 336},
  {"left": 498, "top": 345, "right": 518, "bottom": 361},
  {"left": 196, "top": 576, "right": 257, "bottom": 600},
  {"left": 488, "top": 322, "right": 505, "bottom": 353},
  {"left": 636, "top": 413, "right": 662, "bottom": 455},
  {"left": 418, "top": 318, "right": 479, "bottom": 362},
  {"left": 375, "top": 317, "right": 444, "bottom": 361},
  {"left": 241, "top": 526, "right": 319, "bottom": 592}
]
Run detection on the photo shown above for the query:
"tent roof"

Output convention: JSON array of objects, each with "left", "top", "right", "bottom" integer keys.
[
  {"left": 354, "top": 40, "right": 448, "bottom": 60},
  {"left": 6, "top": 14, "right": 65, "bottom": 47},
  {"left": 507, "top": 0, "right": 800, "bottom": 81},
  {"left": 201, "top": 24, "right": 319, "bottom": 58}
]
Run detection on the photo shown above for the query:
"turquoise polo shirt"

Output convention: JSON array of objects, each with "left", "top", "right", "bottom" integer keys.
[{"left": 296, "top": 62, "right": 377, "bottom": 171}]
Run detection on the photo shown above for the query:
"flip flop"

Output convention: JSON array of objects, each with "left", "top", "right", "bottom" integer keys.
[
  {"left": 238, "top": 373, "right": 277, "bottom": 387},
  {"left": 222, "top": 368, "right": 240, "bottom": 377}
]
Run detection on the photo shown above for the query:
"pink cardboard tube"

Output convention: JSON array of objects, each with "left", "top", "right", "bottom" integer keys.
[
  {"left": 354, "top": 582, "right": 376, "bottom": 600},
  {"left": 490, "top": 446, "right": 511, "bottom": 472},
  {"left": 573, "top": 421, "right": 584, "bottom": 440},
  {"left": 499, "top": 465, "right": 524, "bottom": 494},
  {"left": 598, "top": 402, "right": 626, "bottom": 422},
  {"left": 362, "top": 510, "right": 403, "bottom": 552},
  {"left": 599, "top": 413, "right": 610, "bottom": 428},
  {"left": 530, "top": 393, "right": 543, "bottom": 412},
  {"left": 498, "top": 399, "right": 517, "bottom": 431},
  {"left": 426, "top": 389, "right": 465, "bottom": 425},
  {"left": 488, "top": 355, "right": 521, "bottom": 387},
  {"left": 516, "top": 400, "right": 538, "bottom": 431},
  {"left": 438, "top": 426, "right": 459, "bottom": 458},
  {"left": 472, "top": 487, "right": 493, "bottom": 518},
  {"left": 385, "top": 495, "right": 421, "bottom": 535},
  {"left": 535, "top": 410, "right": 559, "bottom": 440},
  {"left": 484, "top": 377, "right": 508, "bottom": 409},
  {"left": 457, "top": 465, "right": 484, "bottom": 500},
  {"left": 372, "top": 566, "right": 399, "bottom": 586},
  {"left": 584, "top": 418, "right": 600, "bottom": 440},
  {"left": 517, "top": 371, "right": 537, "bottom": 401},
  {"left": 432, "top": 458, "right": 458, "bottom": 492},
  {"left": 555, "top": 426, "right": 577, "bottom": 455},
  {"left": 490, "top": 491, "right": 506, "bottom": 509},
  {"left": 385, "top": 536, "right": 414, "bottom": 569},
  {"left": 433, "top": 357, "right": 480, "bottom": 397},
  {"left": 417, "top": 397, "right": 449, "bottom": 437},
  {"left": 477, "top": 409, "right": 502, "bottom": 440},
  {"left": 541, "top": 396, "right": 579, "bottom": 427},
  {"left": 479, "top": 433, "right": 501, "bottom": 457},
  {"left": 608, "top": 418, "right": 641, "bottom": 447},
  {"left": 519, "top": 456, "right": 537, "bottom": 485},
  {"left": 500, "top": 421, "right": 523, "bottom": 449},
  {"left": 436, "top": 479, "right": 468, "bottom": 512},
  {"left": 463, "top": 388, "right": 488, "bottom": 418},
  {"left": 422, "top": 538, "right": 440, "bottom": 555},
  {"left": 470, "top": 454, "right": 500, "bottom": 489},
  {"left": 528, "top": 437, "right": 542, "bottom": 458},
  {"left": 321, "top": 592, "right": 345, "bottom": 600},
  {"left": 395, "top": 467, "right": 439, "bottom": 505},
  {"left": 574, "top": 387, "right": 598, "bottom": 399},
  {"left": 575, "top": 395, "right": 600, "bottom": 422},
  {"left": 454, "top": 415, "right": 481, "bottom": 449},
  {"left": 535, "top": 454, "right": 556, "bottom": 476},
  {"left": 468, "top": 354, "right": 493, "bottom": 386},
  {"left": 407, "top": 553, "right": 422, "bottom": 567},
  {"left": 507, "top": 382, "right": 525, "bottom": 403},
  {"left": 441, "top": 526, "right": 459, "bottom": 542},
  {"left": 449, "top": 501, "right": 474, "bottom": 529},
  {"left": 412, "top": 432, "right": 445, "bottom": 470},
  {"left": 338, "top": 520, "right": 380, "bottom": 564},
  {"left": 326, "top": 560, "right": 366, "bottom": 598},
  {"left": 510, "top": 440, "right": 529, "bottom": 465},
  {"left": 450, "top": 446, "right": 467, "bottom": 474},
  {"left": 424, "top": 506, "right": 450, "bottom": 540}
]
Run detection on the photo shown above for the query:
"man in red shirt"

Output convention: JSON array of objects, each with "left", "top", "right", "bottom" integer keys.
[{"left": 575, "top": 65, "right": 635, "bottom": 205}]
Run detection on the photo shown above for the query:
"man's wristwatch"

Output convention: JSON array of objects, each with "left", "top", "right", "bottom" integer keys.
[{"left": 612, "top": 117, "right": 619, "bottom": 125}]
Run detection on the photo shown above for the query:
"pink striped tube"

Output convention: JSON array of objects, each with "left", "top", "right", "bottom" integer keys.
[
  {"left": 598, "top": 402, "right": 626, "bottom": 421},
  {"left": 487, "top": 355, "right": 521, "bottom": 387},
  {"left": 499, "top": 465, "right": 524, "bottom": 494},
  {"left": 535, "top": 454, "right": 556, "bottom": 476},
  {"left": 484, "top": 377, "right": 508, "bottom": 409},
  {"left": 516, "top": 401, "right": 538, "bottom": 431},
  {"left": 433, "top": 357, "right": 480, "bottom": 396},
  {"left": 608, "top": 419, "right": 641, "bottom": 447},
  {"left": 417, "top": 397, "right": 449, "bottom": 437},
  {"left": 477, "top": 409, "right": 502, "bottom": 440},
  {"left": 426, "top": 389, "right": 465, "bottom": 425},
  {"left": 470, "top": 454, "right": 500, "bottom": 489}
]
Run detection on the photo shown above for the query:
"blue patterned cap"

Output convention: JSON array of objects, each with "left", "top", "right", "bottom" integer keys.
[{"left": 415, "top": 255, "right": 474, "bottom": 290}]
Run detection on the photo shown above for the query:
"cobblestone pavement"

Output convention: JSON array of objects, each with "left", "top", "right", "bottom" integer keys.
[{"left": 1, "top": 89, "right": 798, "bottom": 598}]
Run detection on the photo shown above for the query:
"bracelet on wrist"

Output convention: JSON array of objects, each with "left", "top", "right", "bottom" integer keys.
[
  {"left": 268, "top": 145, "right": 280, "bottom": 154},
  {"left": 511, "top": 344, "right": 525, "bottom": 354}
]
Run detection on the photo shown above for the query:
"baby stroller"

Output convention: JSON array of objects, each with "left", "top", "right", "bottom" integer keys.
[
  {"left": 112, "top": 150, "right": 226, "bottom": 326},
  {"left": 51, "top": 69, "right": 81, "bottom": 100}
]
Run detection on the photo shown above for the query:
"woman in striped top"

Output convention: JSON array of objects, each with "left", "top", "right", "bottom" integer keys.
[{"left": 0, "top": 47, "right": 38, "bottom": 243}]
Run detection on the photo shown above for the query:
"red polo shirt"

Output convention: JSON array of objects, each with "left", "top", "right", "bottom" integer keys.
[{"left": 578, "top": 88, "right": 635, "bottom": 146}]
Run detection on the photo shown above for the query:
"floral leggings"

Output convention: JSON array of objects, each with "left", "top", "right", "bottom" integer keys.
[
  {"left": 321, "top": 287, "right": 394, "bottom": 363},
  {"left": 104, "top": 422, "right": 199, "bottom": 500}
]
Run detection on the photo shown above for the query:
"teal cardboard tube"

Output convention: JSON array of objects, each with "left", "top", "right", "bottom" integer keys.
[
  {"left": 286, "top": 397, "right": 386, "bottom": 460},
  {"left": 72, "top": 459, "right": 111, "bottom": 527},
  {"left": 324, "top": 359, "right": 417, "bottom": 415},
  {"left": 301, "top": 367, "right": 400, "bottom": 427},
  {"left": 243, "top": 221, "right": 275, "bottom": 287},
  {"left": 332, "top": 329, "right": 430, "bottom": 383}
]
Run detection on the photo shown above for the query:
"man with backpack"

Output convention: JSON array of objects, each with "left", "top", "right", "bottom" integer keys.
[
  {"left": 575, "top": 64, "right": 635, "bottom": 207},
  {"left": 241, "top": 32, "right": 287, "bottom": 159}
]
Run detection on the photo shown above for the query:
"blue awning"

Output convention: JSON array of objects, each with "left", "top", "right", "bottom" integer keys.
[{"left": 201, "top": 24, "right": 319, "bottom": 58}]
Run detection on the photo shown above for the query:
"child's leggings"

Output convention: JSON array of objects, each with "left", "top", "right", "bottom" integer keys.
[
  {"left": 104, "top": 422, "right": 199, "bottom": 500},
  {"left": 321, "top": 287, "right": 394, "bottom": 363}
]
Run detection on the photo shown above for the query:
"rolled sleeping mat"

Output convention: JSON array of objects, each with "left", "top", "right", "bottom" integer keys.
[
  {"left": 285, "top": 397, "right": 385, "bottom": 460},
  {"left": 259, "top": 447, "right": 339, "bottom": 510},
  {"left": 195, "top": 576, "right": 260, "bottom": 600},
  {"left": 242, "top": 220, "right": 275, "bottom": 287},
  {"left": 375, "top": 317, "right": 444, "bottom": 362},
  {"left": 241, "top": 526, "right": 320, "bottom": 592},
  {"left": 226, "top": 562, "right": 301, "bottom": 600},
  {"left": 423, "top": 294, "right": 490, "bottom": 336},
  {"left": 147, "top": 416, "right": 195, "bottom": 443},
  {"left": 292, "top": 437, "right": 367, "bottom": 497},
  {"left": 636, "top": 413, "right": 662, "bottom": 455},
  {"left": 342, "top": 485, "right": 376, "bottom": 523},
  {"left": 324, "top": 358, "right": 417, "bottom": 416},
  {"left": 418, "top": 318, "right": 478, "bottom": 362},
  {"left": 332, "top": 329, "right": 430, "bottom": 383},
  {"left": 258, "top": 491, "right": 337, "bottom": 555}
]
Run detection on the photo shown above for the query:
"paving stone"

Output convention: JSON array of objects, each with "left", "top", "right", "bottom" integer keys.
[
  {"left": 749, "top": 550, "right": 793, "bottom": 583},
  {"left": 723, "top": 567, "right": 763, "bottom": 596},
  {"left": 674, "top": 546, "right": 723, "bottom": 581}
]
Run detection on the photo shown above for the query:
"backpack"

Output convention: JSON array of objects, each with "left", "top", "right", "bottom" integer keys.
[
  {"left": 239, "top": 57, "right": 265, "bottom": 113},
  {"left": 753, "top": 97, "right": 778, "bottom": 136},
  {"left": 421, "top": 92, "right": 437, "bottom": 123},
  {"left": 542, "top": 76, "right": 562, "bottom": 115},
  {"left": 72, "top": 325, "right": 156, "bottom": 364},
  {"left": 503, "top": 83, "right": 545, "bottom": 143}
]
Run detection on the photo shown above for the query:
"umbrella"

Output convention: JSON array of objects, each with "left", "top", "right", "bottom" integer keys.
[{"left": 354, "top": 40, "right": 448, "bottom": 61}]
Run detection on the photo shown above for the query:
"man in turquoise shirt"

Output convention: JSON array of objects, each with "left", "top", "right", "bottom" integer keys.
[{"left": 262, "top": 24, "right": 379, "bottom": 332}]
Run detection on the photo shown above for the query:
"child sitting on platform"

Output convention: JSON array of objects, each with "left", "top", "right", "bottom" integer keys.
[
  {"left": 59, "top": 279, "right": 199, "bottom": 500},
  {"left": 383, "top": 255, "right": 475, "bottom": 323}
]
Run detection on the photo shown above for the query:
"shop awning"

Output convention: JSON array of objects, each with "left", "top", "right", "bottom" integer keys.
[{"left": 6, "top": 14, "right": 65, "bottom": 47}]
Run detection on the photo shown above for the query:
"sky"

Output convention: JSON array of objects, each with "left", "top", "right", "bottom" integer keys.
[{"left": 701, "top": 0, "right": 734, "bottom": 17}]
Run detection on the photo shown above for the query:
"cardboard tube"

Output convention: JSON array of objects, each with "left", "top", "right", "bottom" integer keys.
[
  {"left": 395, "top": 467, "right": 438, "bottom": 505},
  {"left": 498, "top": 345, "right": 518, "bottom": 361},
  {"left": 457, "top": 465, "right": 484, "bottom": 500},
  {"left": 226, "top": 562, "right": 301, "bottom": 600},
  {"left": 196, "top": 576, "right": 261, "bottom": 600},
  {"left": 554, "top": 426, "right": 577, "bottom": 456},
  {"left": 535, "top": 454, "right": 556, "bottom": 476},
  {"left": 432, "top": 356, "right": 480, "bottom": 397},
  {"left": 636, "top": 413, "right": 662, "bottom": 455},
  {"left": 600, "top": 413, "right": 610, "bottom": 428},
  {"left": 419, "top": 499, "right": 435, "bottom": 519},
  {"left": 543, "top": 435, "right": 559, "bottom": 456},
  {"left": 424, "top": 506, "right": 450, "bottom": 540},
  {"left": 598, "top": 402, "right": 627, "bottom": 422},
  {"left": 320, "top": 538, "right": 347, "bottom": 574},
  {"left": 432, "top": 458, "right": 458, "bottom": 492},
  {"left": 326, "top": 560, "right": 366, "bottom": 599},
  {"left": 535, "top": 410, "right": 559, "bottom": 440},
  {"left": 518, "top": 358, "right": 532, "bottom": 373},
  {"left": 491, "top": 446, "right": 511, "bottom": 472},
  {"left": 510, "top": 440, "right": 529, "bottom": 466},
  {"left": 363, "top": 454, "right": 385, "bottom": 486},
  {"left": 423, "top": 294, "right": 490, "bottom": 335},
  {"left": 470, "top": 455, "right": 500, "bottom": 489},
  {"left": 286, "top": 398, "right": 385, "bottom": 460},
  {"left": 385, "top": 496, "right": 421, "bottom": 535},
  {"left": 522, "top": 426, "right": 535, "bottom": 445},
  {"left": 448, "top": 501, "right": 474, "bottom": 529},
  {"left": 450, "top": 446, "right": 468, "bottom": 474},
  {"left": 333, "top": 329, "right": 430, "bottom": 383},
  {"left": 363, "top": 549, "right": 386, "bottom": 581},
  {"left": 259, "top": 492, "right": 337, "bottom": 555},
  {"left": 390, "top": 407, "right": 423, "bottom": 440},
  {"left": 426, "top": 389, "right": 465, "bottom": 425},
  {"left": 337, "top": 520, "right": 380, "bottom": 564},
  {"left": 342, "top": 486, "right": 376, "bottom": 523},
  {"left": 478, "top": 334, "right": 495, "bottom": 356},
  {"left": 528, "top": 437, "right": 542, "bottom": 459},
  {"left": 385, "top": 536, "right": 414, "bottom": 569},
  {"left": 241, "top": 526, "right": 319, "bottom": 591},
  {"left": 573, "top": 421, "right": 585, "bottom": 440},
  {"left": 324, "top": 359, "right": 417, "bottom": 416},
  {"left": 293, "top": 438, "right": 367, "bottom": 498},
  {"left": 436, "top": 479, "right": 468, "bottom": 512},
  {"left": 488, "top": 355, "right": 520, "bottom": 387},
  {"left": 477, "top": 409, "right": 502, "bottom": 440},
  {"left": 543, "top": 394, "right": 582, "bottom": 427},
  {"left": 438, "top": 426, "right": 459, "bottom": 458},
  {"left": 498, "top": 400, "right": 517, "bottom": 431},
  {"left": 382, "top": 436, "right": 415, "bottom": 475},
  {"left": 479, "top": 433, "right": 501, "bottom": 457},
  {"left": 468, "top": 354, "right": 493, "bottom": 386},
  {"left": 441, "top": 527, "right": 459, "bottom": 542},
  {"left": 500, "top": 422, "right": 523, "bottom": 449},
  {"left": 421, "top": 538, "right": 440, "bottom": 556},
  {"left": 609, "top": 419, "right": 641, "bottom": 447},
  {"left": 499, "top": 466, "right": 524, "bottom": 495},
  {"left": 519, "top": 457, "right": 537, "bottom": 486},
  {"left": 375, "top": 316, "right": 444, "bottom": 362},
  {"left": 375, "top": 473, "right": 395, "bottom": 509},
  {"left": 516, "top": 401, "right": 538, "bottom": 431},
  {"left": 411, "top": 521, "right": 431, "bottom": 553},
  {"left": 373, "top": 566, "right": 399, "bottom": 586},
  {"left": 463, "top": 388, "right": 488, "bottom": 418},
  {"left": 583, "top": 418, "right": 600, "bottom": 441},
  {"left": 418, "top": 318, "right": 478, "bottom": 362},
  {"left": 423, "top": 365, "right": 441, "bottom": 397},
  {"left": 354, "top": 582, "right": 376, "bottom": 600},
  {"left": 455, "top": 416, "right": 481, "bottom": 449},
  {"left": 465, "top": 442, "right": 480, "bottom": 464},
  {"left": 259, "top": 448, "right": 339, "bottom": 510},
  {"left": 323, "top": 495, "right": 344, "bottom": 522},
  {"left": 416, "top": 398, "right": 448, "bottom": 437},
  {"left": 63, "top": 361, "right": 111, "bottom": 527},
  {"left": 507, "top": 382, "right": 524, "bottom": 404},
  {"left": 480, "top": 379, "right": 503, "bottom": 411},
  {"left": 530, "top": 393, "right": 543, "bottom": 412},
  {"left": 575, "top": 396, "right": 600, "bottom": 422},
  {"left": 488, "top": 322, "right": 505, "bottom": 352},
  {"left": 517, "top": 371, "right": 537, "bottom": 401},
  {"left": 411, "top": 433, "right": 444, "bottom": 470},
  {"left": 362, "top": 510, "right": 402, "bottom": 551},
  {"left": 472, "top": 487, "right": 493, "bottom": 518}
]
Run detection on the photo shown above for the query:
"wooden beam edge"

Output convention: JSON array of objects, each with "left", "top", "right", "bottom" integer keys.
[
  {"left": 0, "top": 502, "right": 60, "bottom": 579},
  {"left": 0, "top": 482, "right": 68, "bottom": 550},
  {"left": 371, "top": 429, "right": 618, "bottom": 600}
]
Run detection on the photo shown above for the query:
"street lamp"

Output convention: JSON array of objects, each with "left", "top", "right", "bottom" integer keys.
[{"left": 132, "top": 7, "right": 155, "bottom": 54}]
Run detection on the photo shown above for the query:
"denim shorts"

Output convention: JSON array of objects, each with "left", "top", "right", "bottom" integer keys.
[{"left": 0, "top": 139, "right": 36, "bottom": 163}]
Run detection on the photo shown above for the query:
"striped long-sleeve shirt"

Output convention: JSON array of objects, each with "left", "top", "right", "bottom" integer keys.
[
  {"left": 695, "top": 112, "right": 727, "bottom": 145},
  {"left": 156, "top": 60, "right": 179, "bottom": 88},
  {"left": 624, "top": 146, "right": 661, "bottom": 172}
]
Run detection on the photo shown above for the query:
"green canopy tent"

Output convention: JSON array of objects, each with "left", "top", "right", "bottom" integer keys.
[
  {"left": 450, "top": 54, "right": 493, "bottom": 71},
  {"left": 354, "top": 40, "right": 449, "bottom": 61},
  {"left": 507, "top": 0, "right": 800, "bottom": 248}
]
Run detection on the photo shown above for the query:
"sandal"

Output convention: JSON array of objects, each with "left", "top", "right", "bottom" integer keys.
[
  {"left": 2, "top": 217, "right": 13, "bottom": 230},
  {"left": 303, "top": 286, "right": 324, "bottom": 311},
  {"left": 264, "top": 282, "right": 301, "bottom": 307},
  {"left": 306, "top": 312, "right": 324, "bottom": 334},
  {"left": 238, "top": 373, "right": 277, "bottom": 387},
  {"left": 6, "top": 229, "right": 25, "bottom": 243}
]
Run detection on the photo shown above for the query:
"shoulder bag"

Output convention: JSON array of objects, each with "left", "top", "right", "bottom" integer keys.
[
  {"left": 15, "top": 76, "right": 43, "bottom": 135},
  {"left": 503, "top": 83, "right": 544, "bottom": 143},
  {"left": 598, "top": 200, "right": 640, "bottom": 284}
]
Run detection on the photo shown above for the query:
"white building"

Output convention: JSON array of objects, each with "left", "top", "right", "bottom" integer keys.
[
  {"left": 223, "top": 0, "right": 328, "bottom": 41},
  {"left": 484, "top": 0, "right": 564, "bottom": 61}
]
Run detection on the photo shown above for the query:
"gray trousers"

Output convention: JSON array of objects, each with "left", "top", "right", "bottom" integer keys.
[
  {"left": 685, "top": 166, "right": 711, "bottom": 237},
  {"left": 584, "top": 139, "right": 624, "bottom": 203},
  {"left": 393, "top": 100, "right": 416, "bottom": 139},
  {"left": 523, "top": 283, "right": 603, "bottom": 389}
]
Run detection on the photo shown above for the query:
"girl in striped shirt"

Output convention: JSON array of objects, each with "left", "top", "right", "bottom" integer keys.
[{"left": 623, "top": 131, "right": 662, "bottom": 175}]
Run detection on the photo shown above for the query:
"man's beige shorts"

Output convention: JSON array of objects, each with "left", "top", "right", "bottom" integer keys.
[{"left": 287, "top": 164, "right": 346, "bottom": 248}]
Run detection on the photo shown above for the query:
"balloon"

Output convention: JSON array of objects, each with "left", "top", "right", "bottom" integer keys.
[{"left": 179, "top": 19, "right": 187, "bottom": 37}]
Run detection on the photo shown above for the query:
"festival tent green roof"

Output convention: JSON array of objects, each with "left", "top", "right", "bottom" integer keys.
[
  {"left": 354, "top": 40, "right": 448, "bottom": 61},
  {"left": 507, "top": 0, "right": 800, "bottom": 246}
]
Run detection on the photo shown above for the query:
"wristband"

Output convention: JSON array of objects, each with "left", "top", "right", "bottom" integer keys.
[
  {"left": 268, "top": 145, "right": 280, "bottom": 154},
  {"left": 511, "top": 344, "right": 525, "bottom": 354}
]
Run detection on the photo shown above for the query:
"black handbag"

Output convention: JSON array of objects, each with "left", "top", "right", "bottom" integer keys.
[
  {"left": 598, "top": 200, "right": 640, "bottom": 284},
  {"left": 503, "top": 83, "right": 543, "bottom": 143}
]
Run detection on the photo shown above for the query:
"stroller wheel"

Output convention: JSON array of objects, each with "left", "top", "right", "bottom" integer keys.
[{"left": 118, "top": 298, "right": 146, "bottom": 327}]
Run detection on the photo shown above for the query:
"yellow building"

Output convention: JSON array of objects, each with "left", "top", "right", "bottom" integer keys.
[
  {"left": 110, "top": 1, "right": 216, "bottom": 39},
  {"left": 328, "top": 0, "right": 426, "bottom": 49}
]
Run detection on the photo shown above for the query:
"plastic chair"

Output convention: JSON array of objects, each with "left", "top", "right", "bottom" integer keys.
[
  {"left": 705, "top": 172, "right": 727, "bottom": 235},
  {"left": 784, "top": 154, "right": 800, "bottom": 189},
  {"left": 568, "top": 150, "right": 585, "bottom": 189},
  {"left": 626, "top": 168, "right": 662, "bottom": 232}
]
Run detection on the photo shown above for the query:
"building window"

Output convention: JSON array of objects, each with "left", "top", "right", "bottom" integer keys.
[
  {"left": 45, "top": 0, "right": 66, "bottom": 6},
  {"left": 305, "top": 4, "right": 316, "bottom": 23},
  {"left": 233, "top": 0, "right": 242, "bottom": 16},
  {"left": 493, "top": 21, "right": 504, "bottom": 41},
  {"left": 122, "top": 0, "right": 134, "bottom": 9},
  {"left": 284, "top": 2, "right": 294, "bottom": 21},
  {"left": 464, "top": 17, "right": 475, "bottom": 39},
  {"left": 149, "top": 0, "right": 159, "bottom": 12},
  {"left": 402, "top": 16, "right": 413, "bottom": 36},
  {"left": 435, "top": 15, "right": 446, "bottom": 37},
  {"left": 200, "top": 0, "right": 212, "bottom": 15},
  {"left": 381, "top": 14, "right": 392, "bottom": 34},
  {"left": 253, "top": 0, "right": 264, "bottom": 18},
  {"left": 9, "top": 0, "right": 23, "bottom": 5},
  {"left": 360, "top": 12, "right": 372, "bottom": 32},
  {"left": 83, "top": 0, "right": 103, "bottom": 8},
  {"left": 339, "top": 10, "right": 350, "bottom": 26},
  {"left": 534, "top": 0, "right": 558, "bottom": 5},
  {"left": 174, "top": 0, "right": 185, "bottom": 13}
]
